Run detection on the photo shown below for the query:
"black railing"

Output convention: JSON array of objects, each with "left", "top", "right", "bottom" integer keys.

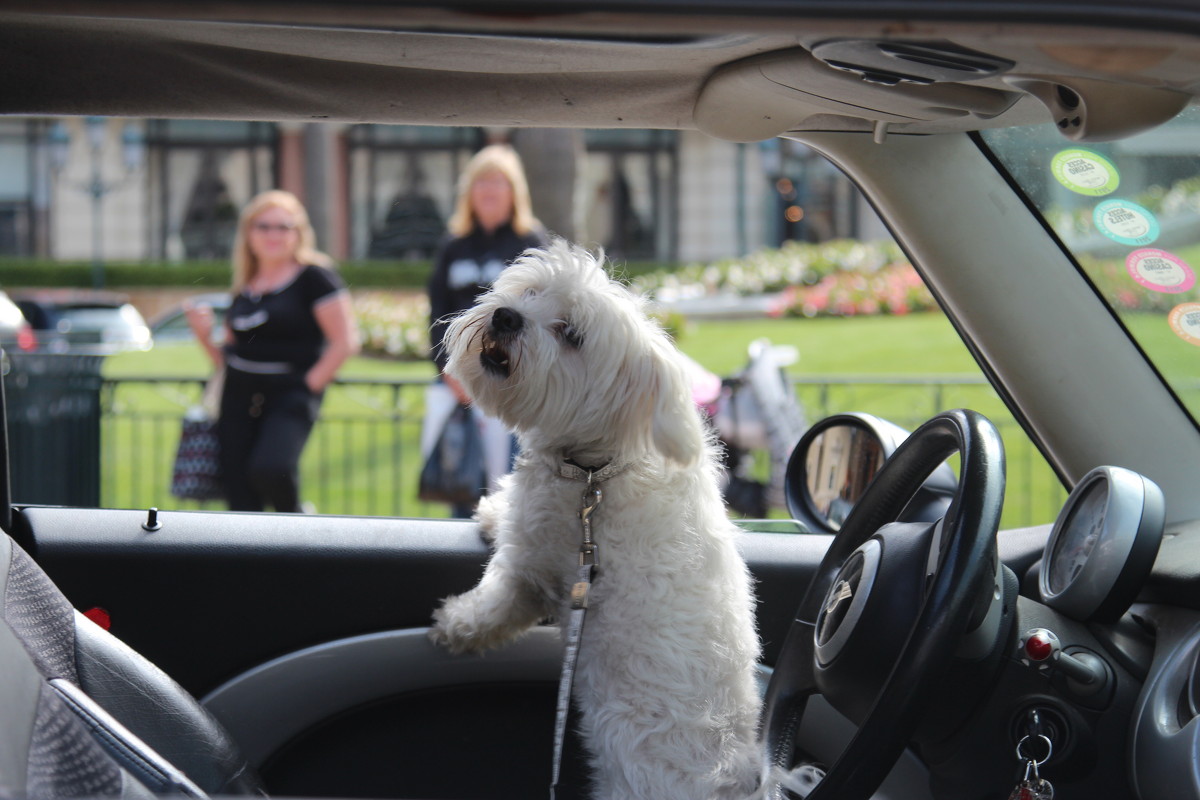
[
  {"left": 91, "top": 374, "right": 1067, "bottom": 527},
  {"left": 100, "top": 376, "right": 438, "bottom": 518}
]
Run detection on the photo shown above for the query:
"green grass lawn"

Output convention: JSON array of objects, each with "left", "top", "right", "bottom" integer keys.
[
  {"left": 674, "top": 314, "right": 1066, "bottom": 528},
  {"left": 105, "top": 344, "right": 437, "bottom": 381},
  {"left": 673, "top": 313, "right": 982, "bottom": 376},
  {"left": 100, "top": 312, "right": 1065, "bottom": 527}
]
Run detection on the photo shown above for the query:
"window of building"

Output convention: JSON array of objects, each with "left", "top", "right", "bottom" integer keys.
[
  {"left": 145, "top": 121, "right": 277, "bottom": 261},
  {"left": 581, "top": 130, "right": 678, "bottom": 262},
  {"left": 0, "top": 119, "right": 38, "bottom": 257},
  {"left": 347, "top": 125, "right": 483, "bottom": 260}
]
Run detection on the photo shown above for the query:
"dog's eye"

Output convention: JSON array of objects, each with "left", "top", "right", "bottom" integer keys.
[
  {"left": 523, "top": 288, "right": 538, "bottom": 300},
  {"left": 555, "top": 322, "right": 584, "bottom": 349}
]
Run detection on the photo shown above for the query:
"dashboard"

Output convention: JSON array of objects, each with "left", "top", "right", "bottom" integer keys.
[{"left": 1008, "top": 464, "right": 1200, "bottom": 800}]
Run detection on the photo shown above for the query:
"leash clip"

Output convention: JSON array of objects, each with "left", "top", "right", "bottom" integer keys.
[{"left": 578, "top": 476, "right": 602, "bottom": 567}]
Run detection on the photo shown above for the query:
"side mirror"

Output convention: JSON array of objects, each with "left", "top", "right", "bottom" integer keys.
[{"left": 784, "top": 413, "right": 958, "bottom": 533}]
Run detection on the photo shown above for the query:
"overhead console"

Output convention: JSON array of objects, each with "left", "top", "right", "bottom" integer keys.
[{"left": 695, "top": 39, "right": 1191, "bottom": 143}]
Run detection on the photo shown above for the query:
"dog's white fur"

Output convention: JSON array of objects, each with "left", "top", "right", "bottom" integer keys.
[{"left": 428, "top": 241, "right": 762, "bottom": 800}]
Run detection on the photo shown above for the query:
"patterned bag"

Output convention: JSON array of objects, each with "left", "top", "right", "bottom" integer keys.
[
  {"left": 418, "top": 404, "right": 486, "bottom": 506},
  {"left": 170, "top": 372, "right": 225, "bottom": 501},
  {"left": 170, "top": 415, "right": 223, "bottom": 501}
]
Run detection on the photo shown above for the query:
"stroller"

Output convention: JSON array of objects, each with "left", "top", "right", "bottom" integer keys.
[{"left": 688, "top": 340, "right": 808, "bottom": 517}]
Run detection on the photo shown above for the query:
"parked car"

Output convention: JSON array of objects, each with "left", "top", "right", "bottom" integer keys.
[
  {"left": 11, "top": 291, "right": 153, "bottom": 353},
  {"left": 3, "top": 4, "right": 1200, "bottom": 800},
  {"left": 0, "top": 289, "right": 37, "bottom": 355},
  {"left": 148, "top": 293, "right": 231, "bottom": 345}
]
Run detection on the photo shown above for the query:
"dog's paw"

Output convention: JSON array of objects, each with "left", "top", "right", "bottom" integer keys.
[
  {"left": 428, "top": 595, "right": 487, "bottom": 654},
  {"left": 473, "top": 494, "right": 501, "bottom": 544}
]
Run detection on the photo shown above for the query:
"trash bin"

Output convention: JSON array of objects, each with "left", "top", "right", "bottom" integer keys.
[{"left": 3, "top": 351, "right": 105, "bottom": 506}]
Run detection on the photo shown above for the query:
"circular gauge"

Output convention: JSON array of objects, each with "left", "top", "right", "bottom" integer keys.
[
  {"left": 1045, "top": 479, "right": 1107, "bottom": 596},
  {"left": 1039, "top": 466, "right": 1165, "bottom": 622}
]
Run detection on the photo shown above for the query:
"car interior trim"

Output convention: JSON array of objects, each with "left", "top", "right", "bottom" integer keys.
[{"left": 201, "top": 627, "right": 565, "bottom": 768}]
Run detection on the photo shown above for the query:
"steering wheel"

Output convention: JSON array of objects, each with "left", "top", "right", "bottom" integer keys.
[{"left": 762, "top": 409, "right": 1006, "bottom": 799}]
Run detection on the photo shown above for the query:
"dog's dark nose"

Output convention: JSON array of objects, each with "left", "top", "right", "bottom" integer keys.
[{"left": 491, "top": 307, "right": 524, "bottom": 335}]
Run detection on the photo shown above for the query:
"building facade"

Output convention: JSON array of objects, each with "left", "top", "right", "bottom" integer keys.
[{"left": 0, "top": 118, "right": 880, "bottom": 269}]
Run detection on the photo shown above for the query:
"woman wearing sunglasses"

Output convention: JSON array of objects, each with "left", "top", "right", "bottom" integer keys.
[{"left": 185, "top": 189, "right": 360, "bottom": 512}]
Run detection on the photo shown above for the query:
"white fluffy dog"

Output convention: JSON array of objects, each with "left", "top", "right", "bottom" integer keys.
[{"left": 428, "top": 241, "right": 762, "bottom": 800}]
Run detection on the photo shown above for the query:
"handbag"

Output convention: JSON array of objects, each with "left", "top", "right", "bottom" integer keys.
[
  {"left": 418, "top": 404, "right": 486, "bottom": 505},
  {"left": 170, "top": 372, "right": 225, "bottom": 501}
]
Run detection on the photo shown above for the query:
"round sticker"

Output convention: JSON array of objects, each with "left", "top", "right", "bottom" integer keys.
[
  {"left": 1168, "top": 303, "right": 1200, "bottom": 346},
  {"left": 1127, "top": 249, "right": 1195, "bottom": 293},
  {"left": 1051, "top": 149, "right": 1120, "bottom": 196},
  {"left": 1094, "top": 200, "right": 1160, "bottom": 246}
]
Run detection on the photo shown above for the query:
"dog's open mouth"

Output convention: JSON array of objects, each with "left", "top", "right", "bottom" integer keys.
[{"left": 480, "top": 338, "right": 512, "bottom": 378}]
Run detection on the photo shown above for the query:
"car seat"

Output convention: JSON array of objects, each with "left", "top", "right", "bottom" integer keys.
[{"left": 0, "top": 530, "right": 264, "bottom": 796}]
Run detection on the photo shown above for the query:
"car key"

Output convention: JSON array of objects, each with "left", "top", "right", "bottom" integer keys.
[{"left": 1008, "top": 735, "right": 1054, "bottom": 800}]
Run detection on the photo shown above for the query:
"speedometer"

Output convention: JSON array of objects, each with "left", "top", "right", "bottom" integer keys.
[
  {"left": 1039, "top": 466, "right": 1165, "bottom": 622},
  {"left": 1045, "top": 479, "right": 1107, "bottom": 596}
]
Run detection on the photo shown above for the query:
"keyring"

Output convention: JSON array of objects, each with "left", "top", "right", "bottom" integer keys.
[{"left": 1015, "top": 733, "right": 1053, "bottom": 766}]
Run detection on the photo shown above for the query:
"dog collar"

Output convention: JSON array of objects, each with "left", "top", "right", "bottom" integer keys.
[{"left": 558, "top": 458, "right": 629, "bottom": 484}]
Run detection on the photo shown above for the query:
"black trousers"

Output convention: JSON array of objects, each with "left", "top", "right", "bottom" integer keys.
[{"left": 217, "top": 367, "right": 322, "bottom": 513}]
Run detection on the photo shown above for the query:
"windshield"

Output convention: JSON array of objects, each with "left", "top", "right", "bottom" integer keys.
[{"left": 981, "top": 106, "right": 1200, "bottom": 421}]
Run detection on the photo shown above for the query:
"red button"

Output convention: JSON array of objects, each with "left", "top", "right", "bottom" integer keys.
[{"left": 1025, "top": 633, "right": 1053, "bottom": 661}]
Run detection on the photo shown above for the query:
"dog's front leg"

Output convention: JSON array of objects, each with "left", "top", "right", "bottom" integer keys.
[{"left": 429, "top": 547, "right": 553, "bottom": 654}]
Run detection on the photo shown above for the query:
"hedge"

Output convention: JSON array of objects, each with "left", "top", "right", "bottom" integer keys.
[
  {"left": 0, "top": 257, "right": 671, "bottom": 291},
  {"left": 0, "top": 259, "right": 432, "bottom": 290}
]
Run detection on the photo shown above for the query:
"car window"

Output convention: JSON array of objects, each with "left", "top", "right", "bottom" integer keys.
[
  {"left": 57, "top": 308, "right": 128, "bottom": 331},
  {"left": 3, "top": 118, "right": 1063, "bottom": 527},
  {"left": 981, "top": 106, "right": 1200, "bottom": 423}
]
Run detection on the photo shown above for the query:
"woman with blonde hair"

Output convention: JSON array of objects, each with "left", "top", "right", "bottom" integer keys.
[
  {"left": 186, "top": 189, "right": 360, "bottom": 512},
  {"left": 425, "top": 143, "right": 548, "bottom": 516}
]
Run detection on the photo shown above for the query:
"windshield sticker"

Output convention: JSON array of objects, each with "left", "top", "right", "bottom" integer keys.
[
  {"left": 1093, "top": 200, "right": 1160, "bottom": 247},
  {"left": 1051, "top": 149, "right": 1119, "bottom": 196},
  {"left": 1168, "top": 303, "right": 1200, "bottom": 346},
  {"left": 1127, "top": 249, "right": 1195, "bottom": 293}
]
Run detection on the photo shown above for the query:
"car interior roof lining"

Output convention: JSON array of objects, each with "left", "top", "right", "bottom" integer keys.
[{"left": 4, "top": 9, "right": 1200, "bottom": 139}]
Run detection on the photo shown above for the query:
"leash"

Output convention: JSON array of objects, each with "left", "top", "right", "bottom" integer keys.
[{"left": 549, "top": 458, "right": 627, "bottom": 800}]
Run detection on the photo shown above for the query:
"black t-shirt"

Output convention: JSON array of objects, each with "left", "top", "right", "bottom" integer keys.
[
  {"left": 427, "top": 222, "right": 547, "bottom": 370},
  {"left": 226, "top": 264, "right": 346, "bottom": 372}
]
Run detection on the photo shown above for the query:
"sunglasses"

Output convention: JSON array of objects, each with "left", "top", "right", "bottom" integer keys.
[{"left": 251, "top": 222, "right": 297, "bottom": 234}]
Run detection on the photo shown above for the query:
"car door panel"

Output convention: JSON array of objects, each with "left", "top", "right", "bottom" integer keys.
[
  {"left": 14, "top": 504, "right": 1050, "bottom": 798},
  {"left": 16, "top": 509, "right": 493, "bottom": 696},
  {"left": 15, "top": 506, "right": 831, "bottom": 797},
  {"left": 19, "top": 507, "right": 836, "bottom": 687}
]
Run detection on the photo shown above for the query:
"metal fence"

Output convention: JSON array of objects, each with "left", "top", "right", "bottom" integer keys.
[
  {"left": 94, "top": 374, "right": 1067, "bottom": 528},
  {"left": 100, "top": 376, "right": 436, "bottom": 518}
]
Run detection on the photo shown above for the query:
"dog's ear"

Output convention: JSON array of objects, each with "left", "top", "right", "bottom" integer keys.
[{"left": 647, "top": 340, "right": 705, "bottom": 466}]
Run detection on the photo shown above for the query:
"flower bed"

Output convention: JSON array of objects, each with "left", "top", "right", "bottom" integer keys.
[
  {"left": 355, "top": 241, "right": 947, "bottom": 362},
  {"left": 355, "top": 291, "right": 431, "bottom": 360},
  {"left": 632, "top": 239, "right": 936, "bottom": 318}
]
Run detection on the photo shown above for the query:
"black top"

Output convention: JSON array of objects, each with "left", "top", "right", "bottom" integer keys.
[
  {"left": 427, "top": 222, "right": 547, "bottom": 371},
  {"left": 226, "top": 264, "right": 346, "bottom": 372}
]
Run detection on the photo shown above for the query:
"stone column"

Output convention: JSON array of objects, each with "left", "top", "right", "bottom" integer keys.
[
  {"left": 301, "top": 123, "right": 350, "bottom": 259},
  {"left": 277, "top": 122, "right": 306, "bottom": 202}
]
